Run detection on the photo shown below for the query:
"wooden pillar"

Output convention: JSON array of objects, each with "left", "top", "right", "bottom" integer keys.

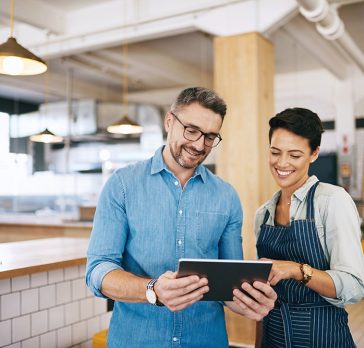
[{"left": 214, "top": 32, "right": 277, "bottom": 345}]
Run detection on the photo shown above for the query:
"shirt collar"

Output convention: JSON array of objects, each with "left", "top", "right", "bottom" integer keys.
[
  {"left": 150, "top": 146, "right": 167, "bottom": 175},
  {"left": 150, "top": 146, "right": 207, "bottom": 183},
  {"left": 264, "top": 175, "right": 319, "bottom": 216},
  {"left": 293, "top": 175, "right": 319, "bottom": 203}
]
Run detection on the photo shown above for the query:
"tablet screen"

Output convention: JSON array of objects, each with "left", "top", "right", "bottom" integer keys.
[{"left": 177, "top": 258, "right": 272, "bottom": 301}]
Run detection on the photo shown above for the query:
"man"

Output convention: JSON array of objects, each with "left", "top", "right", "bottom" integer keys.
[{"left": 86, "top": 87, "right": 276, "bottom": 347}]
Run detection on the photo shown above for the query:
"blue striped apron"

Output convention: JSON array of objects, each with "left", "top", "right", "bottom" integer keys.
[{"left": 256, "top": 182, "right": 355, "bottom": 348}]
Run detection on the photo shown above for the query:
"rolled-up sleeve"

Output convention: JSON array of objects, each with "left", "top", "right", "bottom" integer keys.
[
  {"left": 86, "top": 171, "right": 129, "bottom": 298},
  {"left": 322, "top": 188, "right": 364, "bottom": 306}
]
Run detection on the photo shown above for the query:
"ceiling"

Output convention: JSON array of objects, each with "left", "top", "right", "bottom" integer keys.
[
  {"left": 0, "top": 0, "right": 363, "bottom": 108},
  {"left": 40, "top": 0, "right": 108, "bottom": 11}
]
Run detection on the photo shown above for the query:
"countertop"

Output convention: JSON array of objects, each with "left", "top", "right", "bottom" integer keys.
[
  {"left": 0, "top": 213, "right": 93, "bottom": 228},
  {"left": 0, "top": 237, "right": 89, "bottom": 279}
]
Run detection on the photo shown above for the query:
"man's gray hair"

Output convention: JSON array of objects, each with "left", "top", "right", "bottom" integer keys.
[{"left": 171, "top": 87, "right": 227, "bottom": 119}]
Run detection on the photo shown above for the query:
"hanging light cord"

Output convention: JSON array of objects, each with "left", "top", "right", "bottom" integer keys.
[
  {"left": 122, "top": 0, "right": 129, "bottom": 109},
  {"left": 10, "top": 0, "right": 14, "bottom": 37},
  {"left": 43, "top": 68, "right": 49, "bottom": 114},
  {"left": 123, "top": 42, "right": 128, "bottom": 107}
]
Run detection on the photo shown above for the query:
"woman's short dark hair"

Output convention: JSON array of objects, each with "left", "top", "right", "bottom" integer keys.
[
  {"left": 171, "top": 87, "right": 227, "bottom": 120},
  {"left": 269, "top": 107, "right": 324, "bottom": 152}
]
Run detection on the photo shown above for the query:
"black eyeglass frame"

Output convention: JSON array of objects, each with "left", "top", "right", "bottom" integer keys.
[{"left": 170, "top": 111, "right": 222, "bottom": 148}]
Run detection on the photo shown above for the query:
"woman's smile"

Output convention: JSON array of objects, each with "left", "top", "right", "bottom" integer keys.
[{"left": 275, "top": 168, "right": 294, "bottom": 177}]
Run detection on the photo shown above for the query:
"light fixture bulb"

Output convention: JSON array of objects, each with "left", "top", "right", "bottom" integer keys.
[
  {"left": 0, "top": 37, "right": 47, "bottom": 76},
  {"left": 107, "top": 115, "right": 143, "bottom": 135},
  {"left": 2, "top": 56, "right": 24, "bottom": 75},
  {"left": 107, "top": 124, "right": 143, "bottom": 135},
  {"left": 30, "top": 128, "right": 63, "bottom": 144}
]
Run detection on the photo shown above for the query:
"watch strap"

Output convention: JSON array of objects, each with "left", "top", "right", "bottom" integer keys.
[
  {"left": 300, "top": 263, "right": 312, "bottom": 285},
  {"left": 147, "top": 278, "right": 164, "bottom": 306},
  {"left": 147, "top": 278, "right": 158, "bottom": 290}
]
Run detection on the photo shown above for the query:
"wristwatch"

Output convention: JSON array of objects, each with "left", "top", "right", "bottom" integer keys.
[
  {"left": 146, "top": 279, "right": 163, "bottom": 306},
  {"left": 300, "top": 263, "right": 313, "bottom": 285}
]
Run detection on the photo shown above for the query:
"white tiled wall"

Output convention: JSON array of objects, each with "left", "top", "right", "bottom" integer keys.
[{"left": 0, "top": 265, "right": 111, "bottom": 348}]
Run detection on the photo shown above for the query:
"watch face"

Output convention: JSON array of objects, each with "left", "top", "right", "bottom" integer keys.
[
  {"left": 303, "top": 264, "right": 313, "bottom": 276},
  {"left": 146, "top": 289, "right": 157, "bottom": 304}
]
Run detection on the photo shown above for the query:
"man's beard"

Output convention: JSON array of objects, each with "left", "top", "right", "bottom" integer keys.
[{"left": 170, "top": 143, "right": 207, "bottom": 169}]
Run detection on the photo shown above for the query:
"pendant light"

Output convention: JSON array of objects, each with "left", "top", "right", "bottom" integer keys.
[
  {"left": 30, "top": 69, "right": 63, "bottom": 144},
  {"left": 107, "top": 115, "right": 143, "bottom": 135},
  {"left": 0, "top": 0, "right": 47, "bottom": 76},
  {"left": 107, "top": 8, "right": 142, "bottom": 136},
  {"left": 30, "top": 128, "right": 63, "bottom": 143}
]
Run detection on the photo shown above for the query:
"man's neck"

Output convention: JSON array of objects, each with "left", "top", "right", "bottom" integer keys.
[{"left": 162, "top": 146, "right": 195, "bottom": 188}]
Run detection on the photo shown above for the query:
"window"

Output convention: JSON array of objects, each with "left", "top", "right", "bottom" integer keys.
[{"left": 0, "top": 112, "right": 9, "bottom": 155}]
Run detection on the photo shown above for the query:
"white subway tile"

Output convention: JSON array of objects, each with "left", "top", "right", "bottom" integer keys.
[
  {"left": 4, "top": 343, "right": 20, "bottom": 348},
  {"left": 39, "top": 284, "right": 56, "bottom": 310},
  {"left": 57, "top": 326, "right": 72, "bottom": 348},
  {"left": 86, "top": 317, "right": 100, "bottom": 340},
  {"left": 56, "top": 281, "right": 71, "bottom": 305},
  {"left": 93, "top": 297, "right": 107, "bottom": 316},
  {"left": 12, "top": 314, "right": 30, "bottom": 342},
  {"left": 21, "top": 288, "right": 39, "bottom": 315},
  {"left": 0, "top": 279, "right": 11, "bottom": 295},
  {"left": 72, "top": 321, "right": 87, "bottom": 345},
  {"left": 11, "top": 275, "right": 29, "bottom": 292},
  {"left": 80, "top": 298, "right": 93, "bottom": 320},
  {"left": 40, "top": 331, "right": 56, "bottom": 348},
  {"left": 81, "top": 340, "right": 93, "bottom": 348},
  {"left": 72, "top": 279, "right": 86, "bottom": 301},
  {"left": 31, "top": 272, "right": 48, "bottom": 288},
  {"left": 79, "top": 264, "right": 86, "bottom": 277},
  {"left": 0, "top": 319, "right": 11, "bottom": 346},
  {"left": 100, "top": 311, "right": 112, "bottom": 330},
  {"left": 21, "top": 336, "right": 40, "bottom": 348},
  {"left": 1, "top": 292, "right": 20, "bottom": 320},
  {"left": 31, "top": 310, "right": 48, "bottom": 336},
  {"left": 64, "top": 266, "right": 79, "bottom": 280},
  {"left": 48, "top": 269, "right": 64, "bottom": 284},
  {"left": 65, "top": 302, "right": 79, "bottom": 325},
  {"left": 85, "top": 287, "right": 93, "bottom": 298},
  {"left": 49, "top": 305, "right": 64, "bottom": 330}
]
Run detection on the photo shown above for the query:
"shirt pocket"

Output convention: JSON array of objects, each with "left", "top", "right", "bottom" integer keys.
[{"left": 194, "top": 211, "right": 228, "bottom": 255}]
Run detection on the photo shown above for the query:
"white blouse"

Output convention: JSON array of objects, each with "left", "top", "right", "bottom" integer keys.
[{"left": 254, "top": 175, "right": 364, "bottom": 307}]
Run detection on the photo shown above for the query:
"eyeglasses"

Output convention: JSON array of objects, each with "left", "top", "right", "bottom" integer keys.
[{"left": 170, "top": 111, "right": 222, "bottom": 148}]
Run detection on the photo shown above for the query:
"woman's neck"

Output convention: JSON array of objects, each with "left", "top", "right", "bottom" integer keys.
[{"left": 280, "top": 175, "right": 310, "bottom": 205}]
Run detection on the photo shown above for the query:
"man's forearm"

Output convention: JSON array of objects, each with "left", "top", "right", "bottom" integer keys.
[{"left": 101, "top": 269, "right": 150, "bottom": 302}]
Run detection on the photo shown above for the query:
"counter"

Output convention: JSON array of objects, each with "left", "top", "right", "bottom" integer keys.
[
  {"left": 0, "top": 214, "right": 92, "bottom": 243},
  {"left": 0, "top": 238, "right": 110, "bottom": 347}
]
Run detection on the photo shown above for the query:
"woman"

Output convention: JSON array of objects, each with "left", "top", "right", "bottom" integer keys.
[{"left": 255, "top": 107, "right": 364, "bottom": 348}]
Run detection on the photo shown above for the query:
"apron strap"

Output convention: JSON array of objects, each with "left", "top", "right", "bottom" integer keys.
[
  {"left": 278, "top": 299, "right": 332, "bottom": 348},
  {"left": 262, "top": 180, "right": 320, "bottom": 225},
  {"left": 306, "top": 181, "right": 320, "bottom": 220},
  {"left": 262, "top": 209, "right": 270, "bottom": 225},
  {"left": 280, "top": 301, "right": 293, "bottom": 348}
]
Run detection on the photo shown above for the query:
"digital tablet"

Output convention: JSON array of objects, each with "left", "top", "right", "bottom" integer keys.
[{"left": 176, "top": 258, "right": 272, "bottom": 301}]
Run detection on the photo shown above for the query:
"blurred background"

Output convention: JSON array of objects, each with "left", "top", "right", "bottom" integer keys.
[{"left": 0, "top": 1, "right": 363, "bottom": 347}]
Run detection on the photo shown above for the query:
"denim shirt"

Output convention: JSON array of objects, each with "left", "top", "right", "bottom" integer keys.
[
  {"left": 254, "top": 176, "right": 364, "bottom": 307},
  {"left": 86, "top": 146, "right": 243, "bottom": 348}
]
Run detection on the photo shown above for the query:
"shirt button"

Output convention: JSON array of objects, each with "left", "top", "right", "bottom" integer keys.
[
  {"left": 173, "top": 337, "right": 178, "bottom": 342},
  {"left": 179, "top": 210, "right": 183, "bottom": 215},
  {"left": 177, "top": 240, "right": 182, "bottom": 246},
  {"left": 174, "top": 181, "right": 179, "bottom": 186}
]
